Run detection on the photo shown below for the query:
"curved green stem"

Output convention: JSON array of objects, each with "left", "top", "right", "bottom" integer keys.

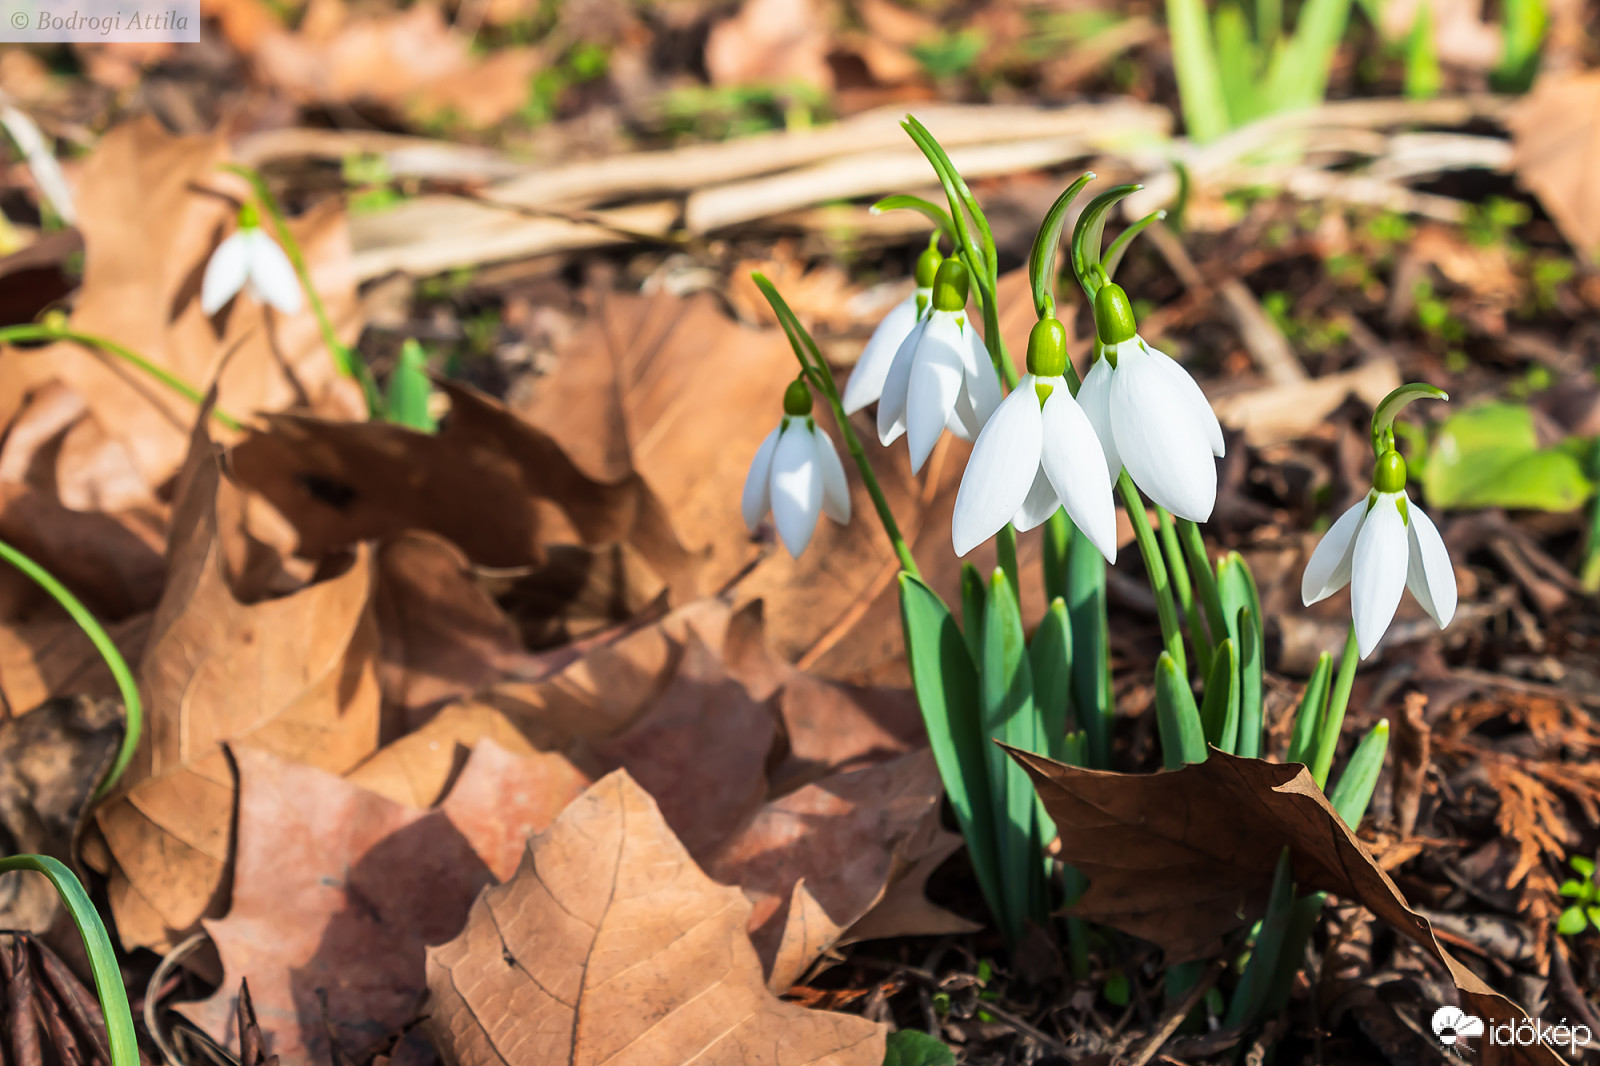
[
  {"left": 752, "top": 274, "right": 919, "bottom": 578},
  {"left": 0, "top": 539, "right": 140, "bottom": 800},
  {"left": 1117, "top": 474, "right": 1187, "bottom": 679},
  {"left": 0, "top": 325, "right": 242, "bottom": 432},
  {"left": 0, "top": 856, "right": 138, "bottom": 1066},
  {"left": 1311, "top": 624, "right": 1360, "bottom": 789}
]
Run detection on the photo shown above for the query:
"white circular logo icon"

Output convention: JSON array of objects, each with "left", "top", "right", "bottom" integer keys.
[{"left": 1432, "top": 1006, "right": 1485, "bottom": 1047}]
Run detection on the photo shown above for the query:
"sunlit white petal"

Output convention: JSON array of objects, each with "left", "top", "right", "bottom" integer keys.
[
  {"left": 1039, "top": 386, "right": 1117, "bottom": 563},
  {"left": 1405, "top": 500, "right": 1456, "bottom": 629},
  {"left": 201, "top": 231, "right": 252, "bottom": 314},
  {"left": 741, "top": 426, "right": 781, "bottom": 531},
  {"left": 877, "top": 319, "right": 925, "bottom": 445},
  {"left": 1143, "top": 339, "right": 1224, "bottom": 457},
  {"left": 1077, "top": 355, "right": 1121, "bottom": 484},
  {"left": 813, "top": 425, "right": 851, "bottom": 524},
  {"left": 1350, "top": 493, "right": 1409, "bottom": 658},
  {"left": 1110, "top": 343, "right": 1218, "bottom": 522},
  {"left": 770, "top": 424, "right": 823, "bottom": 556},
  {"left": 952, "top": 375, "right": 1044, "bottom": 557},
  {"left": 843, "top": 293, "right": 920, "bottom": 414},
  {"left": 1301, "top": 498, "right": 1368, "bottom": 605},
  {"left": 245, "top": 231, "right": 303, "bottom": 314},
  {"left": 906, "top": 314, "right": 968, "bottom": 474},
  {"left": 961, "top": 320, "right": 1001, "bottom": 428},
  {"left": 1013, "top": 469, "right": 1058, "bottom": 532}
]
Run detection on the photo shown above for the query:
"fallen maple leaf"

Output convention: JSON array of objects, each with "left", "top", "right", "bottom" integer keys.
[
  {"left": 426, "top": 770, "right": 886, "bottom": 1066},
  {"left": 345, "top": 700, "right": 546, "bottom": 809},
  {"left": 1510, "top": 71, "right": 1600, "bottom": 261},
  {"left": 705, "top": 0, "right": 835, "bottom": 91},
  {"left": 84, "top": 424, "right": 382, "bottom": 954},
  {"left": 179, "top": 740, "right": 588, "bottom": 1066},
  {"left": 1009, "top": 746, "right": 1562, "bottom": 1066}
]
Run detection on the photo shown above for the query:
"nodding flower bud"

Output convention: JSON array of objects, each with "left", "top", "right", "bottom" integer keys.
[
  {"left": 1026, "top": 317, "right": 1068, "bottom": 379},
  {"left": 782, "top": 378, "right": 813, "bottom": 417},
  {"left": 1093, "top": 282, "right": 1137, "bottom": 345},
  {"left": 914, "top": 245, "right": 942, "bottom": 288},
  {"left": 39, "top": 309, "right": 68, "bottom": 334},
  {"left": 931, "top": 259, "right": 969, "bottom": 313},
  {"left": 238, "top": 200, "right": 261, "bottom": 229},
  {"left": 1373, "top": 449, "right": 1407, "bottom": 494}
]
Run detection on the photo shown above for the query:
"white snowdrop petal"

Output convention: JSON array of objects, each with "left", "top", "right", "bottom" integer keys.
[
  {"left": 1076, "top": 356, "right": 1121, "bottom": 484},
  {"left": 200, "top": 231, "right": 252, "bottom": 314},
  {"left": 905, "top": 313, "right": 968, "bottom": 474},
  {"left": 1405, "top": 500, "right": 1456, "bottom": 629},
  {"left": 1012, "top": 468, "right": 1059, "bottom": 532},
  {"left": 946, "top": 388, "right": 980, "bottom": 441},
  {"left": 877, "top": 319, "right": 925, "bottom": 445},
  {"left": 952, "top": 376, "right": 1045, "bottom": 557},
  {"left": 813, "top": 425, "right": 852, "bottom": 524},
  {"left": 770, "top": 424, "right": 824, "bottom": 556},
  {"left": 1350, "top": 494, "right": 1409, "bottom": 658},
  {"left": 740, "top": 426, "right": 781, "bottom": 531},
  {"left": 1039, "top": 386, "right": 1118, "bottom": 564},
  {"left": 843, "top": 293, "right": 920, "bottom": 414},
  {"left": 961, "top": 320, "right": 1002, "bottom": 429},
  {"left": 1109, "top": 344, "right": 1218, "bottom": 522},
  {"left": 246, "top": 231, "right": 304, "bottom": 314},
  {"left": 1143, "top": 339, "right": 1225, "bottom": 457},
  {"left": 1301, "top": 498, "right": 1367, "bottom": 605}
]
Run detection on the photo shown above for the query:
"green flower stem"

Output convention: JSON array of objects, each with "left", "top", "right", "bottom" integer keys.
[
  {"left": 1310, "top": 624, "right": 1360, "bottom": 789},
  {"left": 753, "top": 274, "right": 919, "bottom": 579},
  {"left": 0, "top": 325, "right": 242, "bottom": 432},
  {"left": 1158, "top": 508, "right": 1209, "bottom": 677},
  {"left": 1117, "top": 474, "right": 1187, "bottom": 679},
  {"left": 222, "top": 164, "right": 386, "bottom": 418},
  {"left": 1177, "top": 518, "right": 1227, "bottom": 642},
  {"left": 0, "top": 539, "right": 140, "bottom": 801},
  {"left": 0, "top": 856, "right": 138, "bottom": 1066}
]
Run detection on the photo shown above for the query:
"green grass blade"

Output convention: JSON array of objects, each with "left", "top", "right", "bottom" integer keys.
[{"left": 1165, "top": 0, "right": 1230, "bottom": 142}]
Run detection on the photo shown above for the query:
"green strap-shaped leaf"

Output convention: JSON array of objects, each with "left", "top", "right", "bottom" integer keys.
[
  {"left": 1328, "top": 719, "right": 1390, "bottom": 828},
  {"left": 981, "top": 568, "right": 1043, "bottom": 942},
  {"left": 1225, "top": 847, "right": 1296, "bottom": 1028},
  {"left": 386, "top": 339, "right": 437, "bottom": 432},
  {"left": 1285, "top": 652, "right": 1333, "bottom": 767},
  {"left": 898, "top": 574, "right": 1002, "bottom": 923},
  {"left": 1164, "top": 0, "right": 1230, "bottom": 142},
  {"left": 1154, "top": 651, "right": 1207, "bottom": 769},
  {"left": 960, "top": 562, "right": 987, "bottom": 670},
  {"left": 1216, "top": 553, "right": 1264, "bottom": 757},
  {"left": 1030, "top": 597, "right": 1074, "bottom": 760},
  {"left": 1199, "top": 638, "right": 1238, "bottom": 751},
  {"left": 1065, "top": 523, "right": 1114, "bottom": 768}
]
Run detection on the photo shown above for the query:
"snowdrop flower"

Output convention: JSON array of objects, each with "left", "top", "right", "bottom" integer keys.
[
  {"left": 952, "top": 318, "right": 1117, "bottom": 560},
  {"left": 201, "top": 203, "right": 303, "bottom": 316},
  {"left": 842, "top": 244, "right": 940, "bottom": 415},
  {"left": 877, "top": 258, "right": 1001, "bottom": 474},
  {"left": 1076, "top": 282, "right": 1224, "bottom": 523},
  {"left": 1301, "top": 450, "right": 1456, "bottom": 658},
  {"left": 742, "top": 380, "right": 851, "bottom": 557}
]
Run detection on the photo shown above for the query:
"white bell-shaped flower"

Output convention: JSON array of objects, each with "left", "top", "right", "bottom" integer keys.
[
  {"left": 842, "top": 245, "right": 940, "bottom": 416},
  {"left": 952, "top": 319, "right": 1117, "bottom": 561},
  {"left": 201, "top": 204, "right": 303, "bottom": 316},
  {"left": 1076, "top": 282, "right": 1224, "bottom": 523},
  {"left": 876, "top": 259, "right": 1001, "bottom": 474},
  {"left": 1301, "top": 451, "right": 1456, "bottom": 658},
  {"left": 742, "top": 380, "right": 851, "bottom": 557}
]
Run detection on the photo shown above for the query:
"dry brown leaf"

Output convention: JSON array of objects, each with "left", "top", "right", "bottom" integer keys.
[
  {"left": 705, "top": 0, "right": 834, "bottom": 90},
  {"left": 180, "top": 740, "right": 587, "bottom": 1066},
  {"left": 0, "top": 615, "right": 148, "bottom": 720},
  {"left": 2, "top": 117, "right": 364, "bottom": 492},
  {"left": 345, "top": 701, "right": 543, "bottom": 809},
  {"left": 425, "top": 770, "right": 886, "bottom": 1066},
  {"left": 87, "top": 429, "right": 382, "bottom": 954},
  {"left": 1011, "top": 747, "right": 1562, "bottom": 1066},
  {"left": 1510, "top": 71, "right": 1600, "bottom": 260}
]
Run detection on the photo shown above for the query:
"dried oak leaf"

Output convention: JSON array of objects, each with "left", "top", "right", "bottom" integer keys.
[
  {"left": 1, "top": 117, "right": 364, "bottom": 491},
  {"left": 425, "top": 769, "right": 886, "bottom": 1066},
  {"left": 228, "top": 380, "right": 701, "bottom": 599},
  {"left": 0, "top": 615, "right": 148, "bottom": 720},
  {"left": 1010, "top": 747, "right": 1561, "bottom": 1066},
  {"left": 345, "top": 701, "right": 542, "bottom": 809},
  {"left": 180, "top": 740, "right": 588, "bottom": 1066},
  {"left": 1511, "top": 71, "right": 1600, "bottom": 260},
  {"left": 85, "top": 432, "right": 382, "bottom": 954}
]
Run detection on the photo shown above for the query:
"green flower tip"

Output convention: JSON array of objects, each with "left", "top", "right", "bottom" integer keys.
[
  {"left": 914, "top": 246, "right": 942, "bottom": 288},
  {"left": 931, "top": 258, "right": 969, "bottom": 313},
  {"left": 782, "top": 378, "right": 813, "bottom": 417},
  {"left": 1373, "top": 450, "right": 1407, "bottom": 494},
  {"left": 1093, "top": 282, "right": 1137, "bottom": 344},
  {"left": 1026, "top": 317, "right": 1068, "bottom": 378},
  {"left": 238, "top": 200, "right": 261, "bottom": 229}
]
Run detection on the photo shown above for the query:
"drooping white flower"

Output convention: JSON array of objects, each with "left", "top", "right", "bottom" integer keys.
[
  {"left": 952, "top": 319, "right": 1117, "bottom": 560},
  {"left": 1301, "top": 451, "right": 1456, "bottom": 658},
  {"left": 877, "top": 259, "right": 1000, "bottom": 474},
  {"left": 1076, "top": 282, "right": 1224, "bottom": 523},
  {"left": 842, "top": 245, "right": 940, "bottom": 416},
  {"left": 201, "top": 205, "right": 303, "bottom": 316},
  {"left": 742, "top": 381, "right": 851, "bottom": 557}
]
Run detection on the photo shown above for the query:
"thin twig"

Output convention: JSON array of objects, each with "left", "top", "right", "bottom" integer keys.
[
  {"left": 1125, "top": 960, "right": 1227, "bottom": 1066},
  {"left": 146, "top": 934, "right": 209, "bottom": 1066}
]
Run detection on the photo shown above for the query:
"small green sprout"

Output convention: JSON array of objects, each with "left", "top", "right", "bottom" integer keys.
[{"left": 1557, "top": 855, "right": 1600, "bottom": 937}]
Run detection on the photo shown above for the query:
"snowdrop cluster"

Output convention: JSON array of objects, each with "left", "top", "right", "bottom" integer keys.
[
  {"left": 742, "top": 379, "right": 851, "bottom": 557},
  {"left": 201, "top": 202, "right": 303, "bottom": 316}
]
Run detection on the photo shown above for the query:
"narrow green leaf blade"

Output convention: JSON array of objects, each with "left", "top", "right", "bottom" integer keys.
[
  {"left": 1328, "top": 719, "right": 1390, "bottom": 828},
  {"left": 982, "top": 568, "right": 1042, "bottom": 941},
  {"left": 1030, "top": 597, "right": 1074, "bottom": 760},
  {"left": 1065, "top": 523, "right": 1113, "bottom": 768},
  {"left": 1154, "top": 652, "right": 1207, "bottom": 769},
  {"left": 1286, "top": 652, "right": 1333, "bottom": 767},
  {"left": 1199, "top": 638, "right": 1237, "bottom": 750}
]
